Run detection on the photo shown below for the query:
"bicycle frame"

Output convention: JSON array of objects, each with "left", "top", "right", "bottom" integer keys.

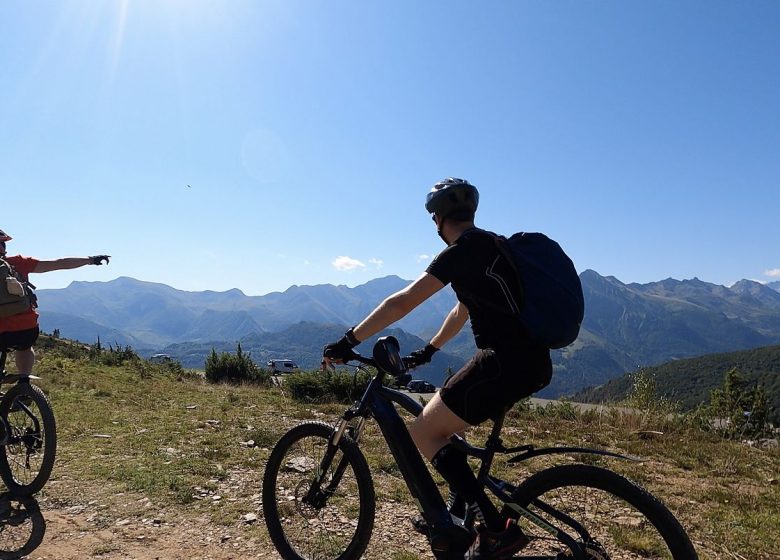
[{"left": 328, "top": 371, "right": 452, "bottom": 527}]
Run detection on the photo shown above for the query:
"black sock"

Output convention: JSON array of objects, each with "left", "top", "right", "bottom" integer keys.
[
  {"left": 447, "top": 488, "right": 466, "bottom": 517},
  {"left": 431, "top": 444, "right": 502, "bottom": 531}
]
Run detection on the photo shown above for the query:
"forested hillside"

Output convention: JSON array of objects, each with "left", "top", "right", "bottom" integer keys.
[{"left": 573, "top": 344, "right": 780, "bottom": 423}]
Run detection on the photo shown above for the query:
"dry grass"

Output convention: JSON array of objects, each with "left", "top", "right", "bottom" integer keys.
[{"left": 20, "top": 347, "right": 780, "bottom": 559}]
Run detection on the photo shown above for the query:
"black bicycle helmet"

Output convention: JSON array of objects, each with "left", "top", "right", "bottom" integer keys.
[
  {"left": 0, "top": 229, "right": 11, "bottom": 242},
  {"left": 425, "top": 178, "right": 479, "bottom": 221}
]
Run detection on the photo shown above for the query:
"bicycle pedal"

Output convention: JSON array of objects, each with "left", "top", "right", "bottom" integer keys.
[
  {"left": 1, "top": 374, "right": 41, "bottom": 384},
  {"left": 429, "top": 523, "right": 474, "bottom": 559}
]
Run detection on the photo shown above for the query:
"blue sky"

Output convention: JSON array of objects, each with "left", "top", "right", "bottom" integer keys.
[{"left": 2, "top": 1, "right": 778, "bottom": 295}]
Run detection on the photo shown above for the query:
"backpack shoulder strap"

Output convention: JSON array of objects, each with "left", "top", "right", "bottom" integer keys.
[
  {"left": 489, "top": 232, "right": 526, "bottom": 306},
  {"left": 455, "top": 231, "right": 526, "bottom": 319}
]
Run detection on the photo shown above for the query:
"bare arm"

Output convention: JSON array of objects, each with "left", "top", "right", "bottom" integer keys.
[
  {"left": 352, "top": 273, "right": 445, "bottom": 342},
  {"left": 33, "top": 257, "right": 95, "bottom": 273},
  {"left": 430, "top": 301, "right": 469, "bottom": 349}
]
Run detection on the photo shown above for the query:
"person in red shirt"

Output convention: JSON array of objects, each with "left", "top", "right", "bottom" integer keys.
[{"left": 0, "top": 228, "right": 110, "bottom": 375}]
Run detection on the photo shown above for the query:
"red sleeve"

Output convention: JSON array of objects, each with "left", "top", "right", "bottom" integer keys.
[{"left": 7, "top": 255, "right": 40, "bottom": 276}]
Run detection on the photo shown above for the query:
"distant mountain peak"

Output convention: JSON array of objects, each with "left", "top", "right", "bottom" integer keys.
[
  {"left": 360, "top": 274, "right": 409, "bottom": 288},
  {"left": 729, "top": 279, "right": 780, "bottom": 301},
  {"left": 731, "top": 278, "right": 762, "bottom": 290},
  {"left": 65, "top": 276, "right": 167, "bottom": 290},
  {"left": 580, "top": 270, "right": 625, "bottom": 289},
  {"left": 579, "top": 269, "right": 603, "bottom": 280},
  {"left": 681, "top": 277, "right": 718, "bottom": 289},
  {"left": 204, "top": 287, "right": 247, "bottom": 297}
]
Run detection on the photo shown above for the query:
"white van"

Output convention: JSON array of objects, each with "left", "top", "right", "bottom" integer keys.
[
  {"left": 149, "top": 354, "right": 173, "bottom": 364},
  {"left": 267, "top": 359, "right": 300, "bottom": 374}
]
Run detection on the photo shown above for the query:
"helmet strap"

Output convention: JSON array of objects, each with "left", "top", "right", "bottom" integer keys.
[{"left": 435, "top": 215, "right": 451, "bottom": 245}]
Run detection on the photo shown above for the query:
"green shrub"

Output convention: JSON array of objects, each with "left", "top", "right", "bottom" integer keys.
[
  {"left": 204, "top": 343, "right": 270, "bottom": 386},
  {"left": 90, "top": 344, "right": 142, "bottom": 367},
  {"left": 534, "top": 399, "right": 578, "bottom": 421},
  {"left": 284, "top": 368, "right": 373, "bottom": 403},
  {"left": 625, "top": 369, "right": 678, "bottom": 417},
  {"left": 708, "top": 368, "right": 772, "bottom": 439}
]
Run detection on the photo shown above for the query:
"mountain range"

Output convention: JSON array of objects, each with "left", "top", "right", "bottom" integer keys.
[
  {"left": 36, "top": 273, "right": 780, "bottom": 396},
  {"left": 36, "top": 276, "right": 454, "bottom": 347}
]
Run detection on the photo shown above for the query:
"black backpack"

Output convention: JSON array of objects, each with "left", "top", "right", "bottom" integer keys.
[{"left": 471, "top": 232, "right": 585, "bottom": 349}]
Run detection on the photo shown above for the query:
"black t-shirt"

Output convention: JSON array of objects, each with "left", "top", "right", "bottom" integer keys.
[{"left": 426, "top": 228, "right": 526, "bottom": 350}]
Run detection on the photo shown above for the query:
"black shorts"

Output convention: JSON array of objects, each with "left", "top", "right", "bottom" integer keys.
[
  {"left": 440, "top": 346, "right": 552, "bottom": 426},
  {"left": 0, "top": 327, "right": 40, "bottom": 352}
]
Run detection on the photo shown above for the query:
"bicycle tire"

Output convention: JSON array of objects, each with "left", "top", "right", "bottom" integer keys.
[
  {"left": 0, "top": 383, "right": 57, "bottom": 496},
  {"left": 262, "top": 421, "right": 375, "bottom": 560},
  {"left": 510, "top": 464, "right": 697, "bottom": 559}
]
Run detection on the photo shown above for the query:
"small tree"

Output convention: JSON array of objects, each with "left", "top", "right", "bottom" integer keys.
[
  {"left": 709, "top": 368, "right": 771, "bottom": 439},
  {"left": 88, "top": 337, "right": 103, "bottom": 360},
  {"left": 626, "top": 369, "right": 677, "bottom": 416}
]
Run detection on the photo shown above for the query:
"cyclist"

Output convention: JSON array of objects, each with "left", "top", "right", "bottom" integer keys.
[
  {"left": 0, "top": 228, "right": 110, "bottom": 376},
  {"left": 323, "top": 178, "right": 552, "bottom": 559}
]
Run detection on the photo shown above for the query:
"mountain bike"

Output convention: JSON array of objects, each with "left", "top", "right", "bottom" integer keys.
[
  {"left": 262, "top": 336, "right": 698, "bottom": 559},
  {"left": 0, "top": 349, "right": 56, "bottom": 496}
]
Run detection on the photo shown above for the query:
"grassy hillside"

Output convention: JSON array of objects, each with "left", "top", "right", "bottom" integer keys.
[
  {"left": 8, "top": 337, "right": 779, "bottom": 559},
  {"left": 573, "top": 344, "right": 780, "bottom": 423}
]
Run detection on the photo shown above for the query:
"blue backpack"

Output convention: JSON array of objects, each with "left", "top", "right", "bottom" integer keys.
[{"left": 476, "top": 232, "right": 585, "bottom": 349}]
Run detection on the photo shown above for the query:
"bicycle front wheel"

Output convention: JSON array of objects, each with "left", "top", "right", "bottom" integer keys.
[
  {"left": 510, "top": 464, "right": 697, "bottom": 559},
  {"left": 262, "top": 421, "right": 375, "bottom": 560},
  {"left": 0, "top": 383, "right": 57, "bottom": 496}
]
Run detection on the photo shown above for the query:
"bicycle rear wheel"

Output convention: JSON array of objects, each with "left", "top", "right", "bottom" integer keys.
[
  {"left": 262, "top": 421, "right": 375, "bottom": 560},
  {"left": 510, "top": 464, "right": 697, "bottom": 559},
  {"left": 0, "top": 383, "right": 57, "bottom": 496}
]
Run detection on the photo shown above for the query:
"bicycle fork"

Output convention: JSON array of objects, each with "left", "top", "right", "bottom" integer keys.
[{"left": 304, "top": 416, "right": 366, "bottom": 508}]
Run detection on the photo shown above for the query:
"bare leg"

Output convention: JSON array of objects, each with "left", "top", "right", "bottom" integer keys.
[
  {"left": 410, "top": 392, "right": 504, "bottom": 531},
  {"left": 409, "top": 392, "right": 471, "bottom": 460},
  {"left": 14, "top": 348, "right": 35, "bottom": 375}
]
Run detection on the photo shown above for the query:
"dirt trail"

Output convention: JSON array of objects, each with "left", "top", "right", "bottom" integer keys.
[{"left": 1, "top": 490, "right": 433, "bottom": 559}]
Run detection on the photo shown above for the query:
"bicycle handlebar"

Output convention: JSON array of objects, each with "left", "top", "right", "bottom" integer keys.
[
  {"left": 322, "top": 336, "right": 406, "bottom": 377},
  {"left": 320, "top": 353, "right": 376, "bottom": 371},
  {"left": 353, "top": 353, "right": 377, "bottom": 367}
]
